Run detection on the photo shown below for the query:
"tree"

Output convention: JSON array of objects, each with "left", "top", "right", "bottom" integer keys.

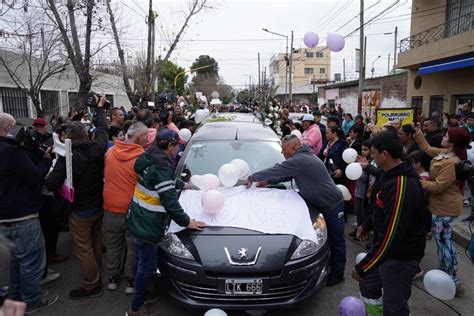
[
  {"left": 191, "top": 55, "right": 218, "bottom": 78},
  {"left": 46, "top": 0, "right": 110, "bottom": 108},
  {"left": 106, "top": 0, "right": 212, "bottom": 107},
  {"left": 237, "top": 89, "right": 251, "bottom": 104},
  {"left": 0, "top": 5, "right": 68, "bottom": 117},
  {"left": 157, "top": 59, "right": 187, "bottom": 96}
]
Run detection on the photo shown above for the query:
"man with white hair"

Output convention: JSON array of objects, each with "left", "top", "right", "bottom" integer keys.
[
  {"left": 103, "top": 122, "right": 148, "bottom": 294},
  {"left": 0, "top": 113, "right": 58, "bottom": 312}
]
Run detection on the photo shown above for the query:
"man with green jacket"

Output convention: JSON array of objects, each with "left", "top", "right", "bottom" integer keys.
[{"left": 126, "top": 128, "right": 205, "bottom": 315}]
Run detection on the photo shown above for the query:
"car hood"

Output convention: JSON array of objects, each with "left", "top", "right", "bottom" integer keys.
[{"left": 178, "top": 227, "right": 300, "bottom": 274}]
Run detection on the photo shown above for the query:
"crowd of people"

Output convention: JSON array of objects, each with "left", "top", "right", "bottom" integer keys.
[{"left": 0, "top": 97, "right": 472, "bottom": 315}]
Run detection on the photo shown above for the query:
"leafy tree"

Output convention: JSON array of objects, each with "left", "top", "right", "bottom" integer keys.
[
  {"left": 237, "top": 89, "right": 251, "bottom": 104},
  {"left": 222, "top": 95, "right": 232, "bottom": 105},
  {"left": 191, "top": 55, "right": 218, "bottom": 78},
  {"left": 157, "top": 59, "right": 187, "bottom": 96}
]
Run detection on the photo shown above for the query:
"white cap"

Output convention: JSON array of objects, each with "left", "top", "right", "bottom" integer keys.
[{"left": 302, "top": 114, "right": 315, "bottom": 122}]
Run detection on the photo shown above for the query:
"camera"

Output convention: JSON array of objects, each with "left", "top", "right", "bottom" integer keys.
[
  {"left": 155, "top": 92, "right": 176, "bottom": 123},
  {"left": 85, "top": 91, "right": 111, "bottom": 109},
  {"left": 455, "top": 160, "right": 474, "bottom": 181}
]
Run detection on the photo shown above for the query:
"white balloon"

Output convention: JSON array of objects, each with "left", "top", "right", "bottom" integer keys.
[
  {"left": 291, "top": 129, "right": 302, "bottom": 141},
  {"left": 355, "top": 252, "right": 367, "bottom": 265},
  {"left": 342, "top": 148, "right": 358, "bottom": 164},
  {"left": 345, "top": 163, "right": 363, "bottom": 180},
  {"left": 230, "top": 159, "right": 251, "bottom": 180},
  {"left": 201, "top": 174, "right": 221, "bottom": 190},
  {"left": 194, "top": 109, "right": 208, "bottom": 124},
  {"left": 201, "top": 190, "right": 225, "bottom": 214},
  {"left": 218, "top": 163, "right": 239, "bottom": 187},
  {"left": 190, "top": 175, "right": 203, "bottom": 189},
  {"left": 204, "top": 308, "right": 227, "bottom": 316},
  {"left": 179, "top": 128, "right": 192, "bottom": 142},
  {"left": 336, "top": 184, "right": 351, "bottom": 201},
  {"left": 423, "top": 269, "right": 456, "bottom": 300}
]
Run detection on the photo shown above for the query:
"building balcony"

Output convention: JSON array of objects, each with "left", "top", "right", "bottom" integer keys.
[{"left": 397, "top": 13, "right": 474, "bottom": 69}]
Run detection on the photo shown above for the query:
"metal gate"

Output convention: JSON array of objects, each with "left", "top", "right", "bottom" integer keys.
[{"left": 0, "top": 87, "right": 28, "bottom": 118}]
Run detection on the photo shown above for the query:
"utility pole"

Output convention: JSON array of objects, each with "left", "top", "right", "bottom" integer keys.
[
  {"left": 288, "top": 30, "right": 294, "bottom": 106},
  {"left": 357, "top": 0, "right": 364, "bottom": 114},
  {"left": 312, "top": 75, "right": 316, "bottom": 93},
  {"left": 145, "top": 0, "right": 155, "bottom": 97},
  {"left": 258, "top": 52, "right": 261, "bottom": 88},
  {"left": 388, "top": 53, "right": 391, "bottom": 74},
  {"left": 343, "top": 59, "right": 346, "bottom": 82},
  {"left": 393, "top": 26, "right": 398, "bottom": 69}
]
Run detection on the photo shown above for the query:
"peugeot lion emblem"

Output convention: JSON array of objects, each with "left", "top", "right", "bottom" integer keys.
[{"left": 237, "top": 248, "right": 249, "bottom": 259}]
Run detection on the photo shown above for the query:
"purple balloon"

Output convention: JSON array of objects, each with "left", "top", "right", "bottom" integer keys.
[
  {"left": 327, "top": 32, "right": 345, "bottom": 52},
  {"left": 304, "top": 32, "right": 319, "bottom": 48},
  {"left": 339, "top": 296, "right": 365, "bottom": 316}
]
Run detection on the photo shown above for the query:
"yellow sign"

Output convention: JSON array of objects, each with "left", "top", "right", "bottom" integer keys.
[{"left": 376, "top": 108, "right": 414, "bottom": 127}]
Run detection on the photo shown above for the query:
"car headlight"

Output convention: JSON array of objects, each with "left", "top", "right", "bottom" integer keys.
[
  {"left": 290, "top": 213, "right": 328, "bottom": 260},
  {"left": 160, "top": 233, "right": 195, "bottom": 260}
]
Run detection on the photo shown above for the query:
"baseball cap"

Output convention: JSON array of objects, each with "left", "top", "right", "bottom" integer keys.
[
  {"left": 33, "top": 118, "right": 48, "bottom": 126},
  {"left": 302, "top": 114, "right": 315, "bottom": 122},
  {"left": 156, "top": 128, "right": 180, "bottom": 146}
]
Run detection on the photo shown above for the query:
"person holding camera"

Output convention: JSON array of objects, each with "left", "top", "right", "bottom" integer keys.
[
  {"left": 0, "top": 113, "right": 59, "bottom": 313},
  {"left": 45, "top": 96, "right": 109, "bottom": 300},
  {"left": 413, "top": 126, "right": 470, "bottom": 297}
]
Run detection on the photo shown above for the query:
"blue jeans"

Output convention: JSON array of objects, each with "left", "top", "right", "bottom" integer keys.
[
  {"left": 131, "top": 238, "right": 158, "bottom": 311},
  {"left": 321, "top": 202, "right": 346, "bottom": 278},
  {"left": 0, "top": 217, "right": 46, "bottom": 307}
]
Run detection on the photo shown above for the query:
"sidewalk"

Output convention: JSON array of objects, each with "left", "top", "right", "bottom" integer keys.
[{"left": 452, "top": 205, "right": 473, "bottom": 249}]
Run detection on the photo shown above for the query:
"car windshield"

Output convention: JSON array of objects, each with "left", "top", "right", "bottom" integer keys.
[{"left": 179, "top": 140, "right": 284, "bottom": 187}]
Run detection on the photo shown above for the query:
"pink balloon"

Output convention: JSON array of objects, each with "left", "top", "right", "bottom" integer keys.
[
  {"left": 327, "top": 32, "right": 345, "bottom": 52},
  {"left": 304, "top": 32, "right": 319, "bottom": 48},
  {"left": 201, "top": 174, "right": 220, "bottom": 190},
  {"left": 202, "top": 190, "right": 225, "bottom": 214}
]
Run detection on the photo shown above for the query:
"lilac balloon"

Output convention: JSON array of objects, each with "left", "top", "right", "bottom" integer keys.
[
  {"left": 339, "top": 296, "right": 365, "bottom": 316},
  {"left": 327, "top": 32, "right": 345, "bottom": 52},
  {"left": 303, "top": 32, "right": 319, "bottom": 48}
]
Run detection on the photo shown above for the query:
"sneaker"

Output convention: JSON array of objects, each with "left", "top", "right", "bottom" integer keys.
[
  {"left": 462, "top": 199, "right": 471, "bottom": 207},
  {"left": 325, "top": 275, "right": 345, "bottom": 287},
  {"left": 41, "top": 270, "right": 61, "bottom": 285},
  {"left": 455, "top": 284, "right": 465, "bottom": 297},
  {"left": 69, "top": 286, "right": 103, "bottom": 300},
  {"left": 413, "top": 267, "right": 424, "bottom": 281},
  {"left": 107, "top": 275, "right": 120, "bottom": 291},
  {"left": 126, "top": 305, "right": 149, "bottom": 316},
  {"left": 125, "top": 280, "right": 134, "bottom": 295},
  {"left": 25, "top": 294, "right": 59, "bottom": 314}
]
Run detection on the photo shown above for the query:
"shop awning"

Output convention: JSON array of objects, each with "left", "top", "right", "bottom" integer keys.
[{"left": 418, "top": 53, "right": 474, "bottom": 75}]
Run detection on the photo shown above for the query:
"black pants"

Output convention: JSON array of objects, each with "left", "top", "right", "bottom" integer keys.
[
  {"left": 39, "top": 195, "right": 60, "bottom": 256},
  {"left": 359, "top": 259, "right": 418, "bottom": 316}
]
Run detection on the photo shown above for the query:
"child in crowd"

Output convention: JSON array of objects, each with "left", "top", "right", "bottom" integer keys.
[
  {"left": 409, "top": 150, "right": 433, "bottom": 280},
  {"left": 350, "top": 141, "right": 372, "bottom": 239},
  {"left": 107, "top": 126, "right": 125, "bottom": 149}
]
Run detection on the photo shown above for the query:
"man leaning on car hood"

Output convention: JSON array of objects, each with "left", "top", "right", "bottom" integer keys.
[{"left": 245, "top": 134, "right": 346, "bottom": 287}]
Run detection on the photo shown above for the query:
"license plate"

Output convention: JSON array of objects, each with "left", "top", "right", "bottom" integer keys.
[{"left": 225, "top": 279, "right": 263, "bottom": 295}]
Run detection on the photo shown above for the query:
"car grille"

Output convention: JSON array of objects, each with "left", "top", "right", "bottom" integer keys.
[{"left": 175, "top": 279, "right": 308, "bottom": 303}]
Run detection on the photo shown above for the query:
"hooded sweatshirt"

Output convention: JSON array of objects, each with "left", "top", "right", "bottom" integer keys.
[
  {"left": 103, "top": 140, "right": 145, "bottom": 213},
  {"left": 355, "top": 161, "right": 426, "bottom": 278},
  {"left": 249, "top": 145, "right": 343, "bottom": 211}
]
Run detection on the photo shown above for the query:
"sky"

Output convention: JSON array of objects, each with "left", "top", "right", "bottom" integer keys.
[{"left": 96, "top": 0, "right": 413, "bottom": 90}]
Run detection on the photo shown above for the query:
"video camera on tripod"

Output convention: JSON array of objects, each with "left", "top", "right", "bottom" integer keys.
[{"left": 155, "top": 91, "right": 176, "bottom": 123}]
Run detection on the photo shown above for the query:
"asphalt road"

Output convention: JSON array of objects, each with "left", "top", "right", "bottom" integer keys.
[{"left": 2, "top": 219, "right": 473, "bottom": 316}]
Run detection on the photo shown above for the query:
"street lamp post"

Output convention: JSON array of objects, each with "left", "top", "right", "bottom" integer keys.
[
  {"left": 371, "top": 55, "right": 382, "bottom": 78},
  {"left": 262, "top": 28, "right": 288, "bottom": 105}
]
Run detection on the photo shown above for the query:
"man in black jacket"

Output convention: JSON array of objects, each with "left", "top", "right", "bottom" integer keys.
[
  {"left": 352, "top": 132, "right": 426, "bottom": 316},
  {"left": 423, "top": 117, "right": 443, "bottom": 148},
  {"left": 0, "top": 113, "right": 58, "bottom": 313},
  {"left": 46, "top": 97, "right": 109, "bottom": 300}
]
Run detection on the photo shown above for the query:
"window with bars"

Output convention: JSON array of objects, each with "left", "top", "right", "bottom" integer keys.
[
  {"left": 304, "top": 68, "right": 314, "bottom": 74},
  {"left": 411, "top": 96, "right": 423, "bottom": 109},
  {"left": 446, "top": 0, "right": 474, "bottom": 37},
  {"left": 306, "top": 52, "right": 314, "bottom": 58},
  {"left": 320, "top": 68, "right": 326, "bottom": 74},
  {"left": 316, "top": 52, "right": 324, "bottom": 58},
  {"left": 1, "top": 87, "right": 28, "bottom": 118},
  {"left": 429, "top": 96, "right": 444, "bottom": 116},
  {"left": 40, "top": 90, "right": 59, "bottom": 116},
  {"left": 68, "top": 92, "right": 79, "bottom": 110}
]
